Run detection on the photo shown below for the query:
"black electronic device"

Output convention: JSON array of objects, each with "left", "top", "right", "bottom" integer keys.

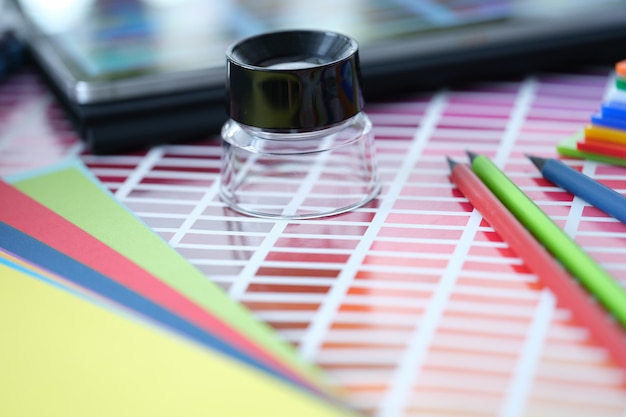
[{"left": 9, "top": 0, "right": 626, "bottom": 153}]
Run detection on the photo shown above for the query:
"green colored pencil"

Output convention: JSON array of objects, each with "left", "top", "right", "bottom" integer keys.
[{"left": 467, "top": 151, "right": 626, "bottom": 329}]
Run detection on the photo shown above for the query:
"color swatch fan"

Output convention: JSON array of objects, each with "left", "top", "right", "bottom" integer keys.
[{"left": 0, "top": 162, "right": 361, "bottom": 417}]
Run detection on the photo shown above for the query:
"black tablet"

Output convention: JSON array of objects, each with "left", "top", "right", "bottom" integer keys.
[{"left": 8, "top": 0, "right": 626, "bottom": 152}]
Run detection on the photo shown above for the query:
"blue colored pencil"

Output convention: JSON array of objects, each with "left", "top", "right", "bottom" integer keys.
[{"left": 528, "top": 155, "right": 626, "bottom": 225}]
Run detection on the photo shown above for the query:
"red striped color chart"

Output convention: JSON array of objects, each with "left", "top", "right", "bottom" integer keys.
[{"left": 1, "top": 66, "right": 625, "bottom": 417}]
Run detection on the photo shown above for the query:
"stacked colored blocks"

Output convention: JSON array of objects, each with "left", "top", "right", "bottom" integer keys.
[
  {"left": 557, "top": 59, "right": 626, "bottom": 165},
  {"left": 617, "top": 59, "right": 626, "bottom": 91},
  {"left": 575, "top": 60, "right": 626, "bottom": 161},
  {"left": 580, "top": 123, "right": 626, "bottom": 158}
]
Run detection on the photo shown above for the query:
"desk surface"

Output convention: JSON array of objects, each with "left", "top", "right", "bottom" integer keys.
[{"left": 1, "top": 65, "right": 625, "bottom": 416}]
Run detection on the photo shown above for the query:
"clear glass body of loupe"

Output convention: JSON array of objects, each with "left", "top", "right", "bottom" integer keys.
[{"left": 220, "top": 113, "right": 380, "bottom": 219}]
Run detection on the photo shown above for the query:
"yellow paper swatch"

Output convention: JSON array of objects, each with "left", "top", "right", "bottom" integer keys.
[{"left": 0, "top": 262, "right": 360, "bottom": 417}]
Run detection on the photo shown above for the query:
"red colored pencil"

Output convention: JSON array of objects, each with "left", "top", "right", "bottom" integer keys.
[{"left": 447, "top": 157, "right": 626, "bottom": 369}]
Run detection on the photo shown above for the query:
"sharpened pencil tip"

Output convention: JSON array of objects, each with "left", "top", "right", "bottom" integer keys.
[
  {"left": 526, "top": 154, "right": 546, "bottom": 171},
  {"left": 466, "top": 150, "right": 478, "bottom": 162},
  {"left": 446, "top": 156, "right": 458, "bottom": 172}
]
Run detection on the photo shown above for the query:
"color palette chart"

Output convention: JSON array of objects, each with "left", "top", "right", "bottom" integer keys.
[{"left": 1, "top": 64, "right": 626, "bottom": 416}]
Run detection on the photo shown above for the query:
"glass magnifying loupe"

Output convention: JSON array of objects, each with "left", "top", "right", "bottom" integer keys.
[{"left": 220, "top": 30, "right": 380, "bottom": 219}]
